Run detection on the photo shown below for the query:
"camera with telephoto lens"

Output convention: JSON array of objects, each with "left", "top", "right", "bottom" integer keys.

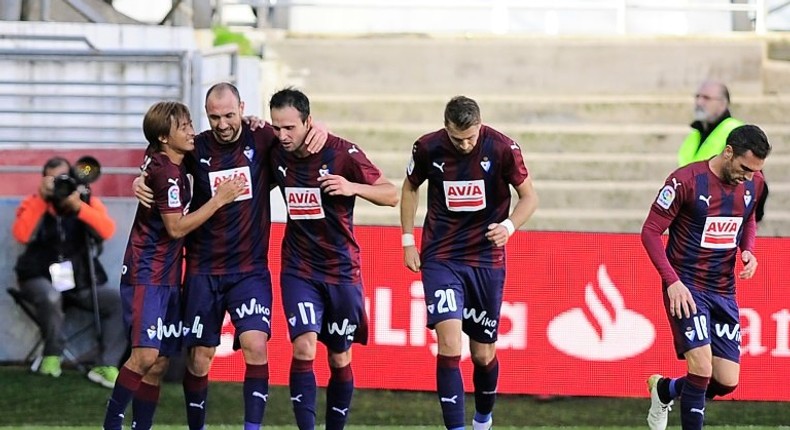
[{"left": 49, "top": 156, "right": 102, "bottom": 207}]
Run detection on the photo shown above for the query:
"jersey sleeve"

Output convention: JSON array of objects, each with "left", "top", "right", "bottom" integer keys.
[
  {"left": 501, "top": 138, "right": 529, "bottom": 186},
  {"left": 344, "top": 144, "right": 382, "bottom": 185},
  {"left": 147, "top": 159, "right": 185, "bottom": 214},
  {"left": 406, "top": 140, "right": 429, "bottom": 186}
]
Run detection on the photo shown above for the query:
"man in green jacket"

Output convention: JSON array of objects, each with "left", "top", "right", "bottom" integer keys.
[{"left": 677, "top": 80, "right": 768, "bottom": 221}]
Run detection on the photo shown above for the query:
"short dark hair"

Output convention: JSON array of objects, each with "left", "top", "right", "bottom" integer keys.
[
  {"left": 42, "top": 156, "right": 70, "bottom": 176},
  {"left": 205, "top": 82, "right": 241, "bottom": 106},
  {"left": 444, "top": 96, "right": 481, "bottom": 129},
  {"left": 269, "top": 87, "right": 310, "bottom": 122},
  {"left": 727, "top": 124, "right": 771, "bottom": 159},
  {"left": 142, "top": 101, "right": 191, "bottom": 152}
]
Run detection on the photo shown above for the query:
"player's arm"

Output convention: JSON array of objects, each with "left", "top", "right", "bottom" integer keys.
[
  {"left": 161, "top": 178, "right": 245, "bottom": 239},
  {"left": 738, "top": 207, "right": 758, "bottom": 280},
  {"left": 133, "top": 173, "right": 154, "bottom": 208},
  {"left": 640, "top": 182, "right": 697, "bottom": 318},
  {"left": 317, "top": 174, "right": 398, "bottom": 207},
  {"left": 400, "top": 178, "right": 421, "bottom": 272},
  {"left": 304, "top": 121, "right": 329, "bottom": 154},
  {"left": 486, "top": 177, "right": 538, "bottom": 247}
]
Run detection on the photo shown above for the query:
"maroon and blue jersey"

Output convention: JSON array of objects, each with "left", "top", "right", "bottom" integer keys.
[
  {"left": 271, "top": 135, "right": 382, "bottom": 284},
  {"left": 184, "top": 123, "right": 276, "bottom": 275},
  {"left": 122, "top": 152, "right": 191, "bottom": 286},
  {"left": 406, "top": 125, "right": 528, "bottom": 268},
  {"left": 647, "top": 160, "right": 764, "bottom": 294}
]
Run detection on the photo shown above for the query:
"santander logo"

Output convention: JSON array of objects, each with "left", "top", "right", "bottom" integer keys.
[{"left": 547, "top": 264, "right": 655, "bottom": 361}]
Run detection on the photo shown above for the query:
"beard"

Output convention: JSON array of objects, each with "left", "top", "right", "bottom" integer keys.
[{"left": 693, "top": 107, "right": 708, "bottom": 122}]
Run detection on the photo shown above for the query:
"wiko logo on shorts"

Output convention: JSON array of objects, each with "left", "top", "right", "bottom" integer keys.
[{"left": 547, "top": 264, "right": 655, "bottom": 361}]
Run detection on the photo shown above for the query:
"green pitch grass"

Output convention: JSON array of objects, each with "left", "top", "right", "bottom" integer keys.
[{"left": 1, "top": 366, "right": 788, "bottom": 428}]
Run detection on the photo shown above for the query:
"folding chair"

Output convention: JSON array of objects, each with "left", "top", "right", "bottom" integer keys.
[{"left": 6, "top": 287, "right": 95, "bottom": 373}]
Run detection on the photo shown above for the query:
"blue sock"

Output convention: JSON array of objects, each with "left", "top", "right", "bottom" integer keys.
[
  {"left": 680, "top": 373, "right": 710, "bottom": 430},
  {"left": 243, "top": 363, "right": 269, "bottom": 430},
  {"left": 473, "top": 356, "right": 498, "bottom": 418},
  {"left": 290, "top": 358, "right": 316, "bottom": 430},
  {"left": 183, "top": 370, "right": 208, "bottom": 430},
  {"left": 326, "top": 364, "right": 354, "bottom": 430},
  {"left": 131, "top": 381, "right": 160, "bottom": 430},
  {"left": 437, "top": 354, "right": 464, "bottom": 430},
  {"left": 102, "top": 367, "right": 143, "bottom": 430},
  {"left": 669, "top": 377, "right": 686, "bottom": 399}
]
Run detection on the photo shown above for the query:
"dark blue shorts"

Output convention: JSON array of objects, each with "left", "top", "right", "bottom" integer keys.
[
  {"left": 420, "top": 260, "right": 505, "bottom": 343},
  {"left": 665, "top": 286, "right": 741, "bottom": 362},
  {"left": 182, "top": 271, "right": 273, "bottom": 348},
  {"left": 121, "top": 283, "right": 182, "bottom": 357},
  {"left": 280, "top": 273, "right": 368, "bottom": 352}
]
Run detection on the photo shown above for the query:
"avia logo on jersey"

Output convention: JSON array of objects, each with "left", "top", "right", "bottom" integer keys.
[
  {"left": 327, "top": 318, "right": 358, "bottom": 340},
  {"left": 547, "top": 264, "right": 655, "bottom": 361},
  {"left": 701, "top": 216, "right": 743, "bottom": 249},
  {"left": 285, "top": 187, "right": 325, "bottom": 220},
  {"left": 443, "top": 180, "right": 486, "bottom": 212},
  {"left": 147, "top": 318, "right": 185, "bottom": 340},
  {"left": 209, "top": 167, "right": 253, "bottom": 202}
]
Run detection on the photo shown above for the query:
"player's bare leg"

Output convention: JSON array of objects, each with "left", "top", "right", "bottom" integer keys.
[
  {"left": 434, "top": 319, "right": 464, "bottom": 430},
  {"left": 470, "top": 340, "right": 497, "bottom": 430},
  {"left": 240, "top": 330, "right": 270, "bottom": 430},
  {"left": 326, "top": 349, "right": 354, "bottom": 430},
  {"left": 291, "top": 332, "right": 318, "bottom": 430}
]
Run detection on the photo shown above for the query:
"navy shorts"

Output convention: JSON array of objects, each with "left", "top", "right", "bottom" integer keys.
[
  {"left": 121, "top": 283, "right": 182, "bottom": 356},
  {"left": 280, "top": 273, "right": 368, "bottom": 352},
  {"left": 182, "top": 271, "right": 273, "bottom": 348},
  {"left": 420, "top": 260, "right": 505, "bottom": 343}
]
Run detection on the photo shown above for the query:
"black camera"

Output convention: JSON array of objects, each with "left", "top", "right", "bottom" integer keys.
[{"left": 48, "top": 156, "right": 102, "bottom": 208}]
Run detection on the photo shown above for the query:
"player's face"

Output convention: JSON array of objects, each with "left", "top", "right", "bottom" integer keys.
[
  {"left": 206, "top": 90, "right": 245, "bottom": 144},
  {"left": 165, "top": 115, "right": 195, "bottom": 154},
  {"left": 270, "top": 106, "right": 312, "bottom": 155},
  {"left": 445, "top": 121, "right": 481, "bottom": 154},
  {"left": 694, "top": 82, "right": 727, "bottom": 124},
  {"left": 723, "top": 148, "right": 764, "bottom": 185}
]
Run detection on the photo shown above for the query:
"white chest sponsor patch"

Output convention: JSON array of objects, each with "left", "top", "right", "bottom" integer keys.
[
  {"left": 700, "top": 216, "right": 743, "bottom": 249},
  {"left": 208, "top": 166, "right": 252, "bottom": 201},
  {"left": 285, "top": 187, "right": 325, "bottom": 220},
  {"left": 443, "top": 180, "right": 486, "bottom": 212}
]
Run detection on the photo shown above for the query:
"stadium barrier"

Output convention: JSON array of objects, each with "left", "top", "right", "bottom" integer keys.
[{"left": 210, "top": 224, "right": 790, "bottom": 401}]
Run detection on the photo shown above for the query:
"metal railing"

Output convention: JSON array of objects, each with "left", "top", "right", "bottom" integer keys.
[{"left": 215, "top": 0, "right": 770, "bottom": 34}]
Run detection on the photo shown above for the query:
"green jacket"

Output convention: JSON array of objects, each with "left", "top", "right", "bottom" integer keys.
[{"left": 677, "top": 116, "right": 744, "bottom": 167}]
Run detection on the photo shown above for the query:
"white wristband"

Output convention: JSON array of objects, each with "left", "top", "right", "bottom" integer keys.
[
  {"left": 500, "top": 219, "right": 516, "bottom": 237},
  {"left": 401, "top": 233, "right": 416, "bottom": 247}
]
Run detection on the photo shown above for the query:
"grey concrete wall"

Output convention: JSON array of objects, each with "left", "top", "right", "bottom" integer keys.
[{"left": 0, "top": 197, "right": 136, "bottom": 363}]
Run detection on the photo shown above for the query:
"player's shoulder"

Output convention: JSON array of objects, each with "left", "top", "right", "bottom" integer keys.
[
  {"left": 324, "top": 134, "right": 352, "bottom": 151},
  {"left": 482, "top": 124, "right": 522, "bottom": 153},
  {"left": 669, "top": 160, "right": 707, "bottom": 185}
]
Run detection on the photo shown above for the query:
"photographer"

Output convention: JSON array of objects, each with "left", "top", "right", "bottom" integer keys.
[{"left": 12, "top": 156, "right": 127, "bottom": 388}]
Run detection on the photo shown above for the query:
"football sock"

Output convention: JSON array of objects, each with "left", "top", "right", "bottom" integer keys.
[
  {"left": 183, "top": 370, "right": 209, "bottom": 430},
  {"left": 131, "top": 381, "right": 160, "bottom": 430},
  {"left": 473, "top": 355, "right": 498, "bottom": 417},
  {"left": 290, "top": 358, "right": 316, "bottom": 430},
  {"left": 102, "top": 366, "right": 143, "bottom": 430},
  {"left": 680, "top": 373, "right": 710, "bottom": 430},
  {"left": 325, "top": 364, "right": 354, "bottom": 430},
  {"left": 437, "top": 354, "right": 464, "bottom": 430},
  {"left": 243, "top": 363, "right": 269, "bottom": 430}
]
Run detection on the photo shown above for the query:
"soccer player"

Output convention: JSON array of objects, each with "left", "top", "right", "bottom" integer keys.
[
  {"left": 641, "top": 124, "right": 771, "bottom": 430},
  {"left": 399, "top": 96, "right": 538, "bottom": 430},
  {"left": 268, "top": 88, "right": 398, "bottom": 430},
  {"left": 103, "top": 101, "right": 244, "bottom": 430},
  {"left": 134, "top": 83, "right": 326, "bottom": 430}
]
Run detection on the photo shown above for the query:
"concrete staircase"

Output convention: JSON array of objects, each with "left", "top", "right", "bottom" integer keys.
[{"left": 263, "top": 36, "right": 790, "bottom": 236}]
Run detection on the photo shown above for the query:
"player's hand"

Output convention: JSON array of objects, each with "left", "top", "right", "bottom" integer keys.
[
  {"left": 403, "top": 246, "right": 421, "bottom": 272},
  {"left": 739, "top": 250, "right": 758, "bottom": 279},
  {"left": 318, "top": 174, "right": 356, "bottom": 196},
  {"left": 133, "top": 172, "right": 154, "bottom": 208},
  {"left": 485, "top": 223, "right": 511, "bottom": 247},
  {"left": 214, "top": 177, "right": 246, "bottom": 205},
  {"left": 666, "top": 280, "right": 696, "bottom": 319},
  {"left": 243, "top": 115, "right": 266, "bottom": 131},
  {"left": 304, "top": 121, "right": 328, "bottom": 154}
]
